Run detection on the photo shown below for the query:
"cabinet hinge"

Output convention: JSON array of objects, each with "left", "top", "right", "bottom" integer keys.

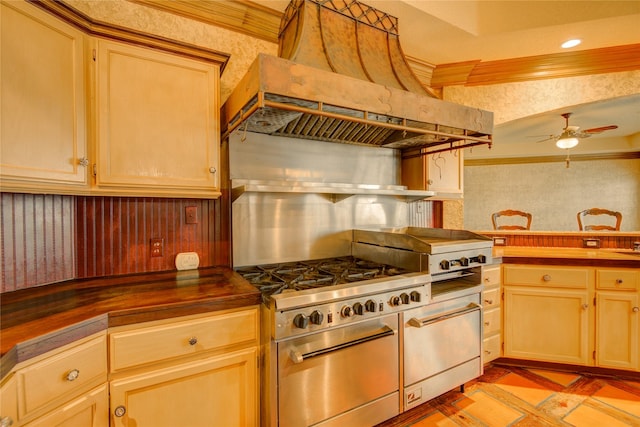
[
  {"left": 593, "top": 350, "right": 596, "bottom": 360},
  {"left": 92, "top": 164, "right": 97, "bottom": 177},
  {"left": 92, "top": 48, "right": 96, "bottom": 61},
  {"left": 593, "top": 296, "right": 596, "bottom": 306}
]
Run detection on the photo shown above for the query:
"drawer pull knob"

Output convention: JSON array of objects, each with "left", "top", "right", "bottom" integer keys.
[
  {"left": 188, "top": 337, "right": 198, "bottom": 346},
  {"left": 485, "top": 350, "right": 492, "bottom": 355},
  {"left": 484, "top": 321, "right": 490, "bottom": 326},
  {"left": 582, "top": 304, "right": 589, "bottom": 310},
  {"left": 633, "top": 307, "right": 639, "bottom": 313},
  {"left": 542, "top": 274, "right": 551, "bottom": 282},
  {"left": 0, "top": 416, "right": 14, "bottom": 427},
  {"left": 616, "top": 279, "right": 624, "bottom": 284},
  {"left": 484, "top": 299, "right": 493, "bottom": 304},
  {"left": 114, "top": 405, "right": 126, "bottom": 417},
  {"left": 65, "top": 369, "right": 80, "bottom": 382}
]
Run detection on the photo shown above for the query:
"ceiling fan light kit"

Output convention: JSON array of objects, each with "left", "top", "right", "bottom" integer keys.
[{"left": 556, "top": 135, "right": 579, "bottom": 149}]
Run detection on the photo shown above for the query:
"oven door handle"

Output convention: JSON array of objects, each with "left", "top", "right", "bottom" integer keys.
[
  {"left": 289, "top": 326, "right": 396, "bottom": 364},
  {"left": 407, "top": 302, "right": 481, "bottom": 328}
]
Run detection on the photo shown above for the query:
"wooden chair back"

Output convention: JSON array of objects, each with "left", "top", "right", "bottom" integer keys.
[
  {"left": 577, "top": 208, "right": 622, "bottom": 231},
  {"left": 491, "top": 210, "right": 532, "bottom": 230}
]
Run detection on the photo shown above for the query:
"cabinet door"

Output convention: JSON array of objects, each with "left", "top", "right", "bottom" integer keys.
[
  {"left": 0, "top": 0, "right": 88, "bottom": 192},
  {"left": 401, "top": 149, "right": 463, "bottom": 198},
  {"left": 110, "top": 348, "right": 257, "bottom": 427},
  {"left": 94, "top": 39, "right": 220, "bottom": 197},
  {"left": 596, "top": 291, "right": 639, "bottom": 371},
  {"left": 504, "top": 287, "right": 591, "bottom": 365},
  {"left": 24, "top": 384, "right": 108, "bottom": 427}
]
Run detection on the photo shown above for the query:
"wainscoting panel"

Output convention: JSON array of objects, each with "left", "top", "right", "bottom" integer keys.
[
  {"left": 76, "top": 197, "right": 228, "bottom": 278},
  {"left": 1, "top": 193, "right": 75, "bottom": 292}
]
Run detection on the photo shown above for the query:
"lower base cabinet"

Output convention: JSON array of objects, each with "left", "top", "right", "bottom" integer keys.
[
  {"left": 108, "top": 306, "right": 260, "bottom": 427},
  {"left": 503, "top": 286, "right": 590, "bottom": 365},
  {"left": 109, "top": 348, "right": 257, "bottom": 427},
  {"left": 24, "top": 384, "right": 108, "bottom": 427},
  {"left": 596, "top": 291, "right": 639, "bottom": 371}
]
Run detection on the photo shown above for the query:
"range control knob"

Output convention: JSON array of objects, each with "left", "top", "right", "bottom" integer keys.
[
  {"left": 459, "top": 257, "right": 469, "bottom": 267},
  {"left": 353, "top": 302, "right": 364, "bottom": 315},
  {"left": 309, "top": 310, "right": 324, "bottom": 325},
  {"left": 410, "top": 291, "right": 421, "bottom": 302},
  {"left": 365, "top": 300, "right": 377, "bottom": 312},
  {"left": 293, "top": 314, "right": 309, "bottom": 329},
  {"left": 389, "top": 295, "right": 401, "bottom": 307},
  {"left": 400, "top": 293, "right": 410, "bottom": 304},
  {"left": 477, "top": 254, "right": 487, "bottom": 263},
  {"left": 440, "top": 260, "right": 450, "bottom": 270},
  {"left": 341, "top": 306, "right": 354, "bottom": 318}
]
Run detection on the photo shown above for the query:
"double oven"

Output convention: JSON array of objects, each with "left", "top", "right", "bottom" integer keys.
[
  {"left": 228, "top": 134, "right": 493, "bottom": 426},
  {"left": 235, "top": 228, "right": 492, "bottom": 426}
]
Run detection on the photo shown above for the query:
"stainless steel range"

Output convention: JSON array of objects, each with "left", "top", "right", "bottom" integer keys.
[
  {"left": 236, "top": 228, "right": 492, "bottom": 427},
  {"left": 225, "top": 0, "right": 495, "bottom": 423}
]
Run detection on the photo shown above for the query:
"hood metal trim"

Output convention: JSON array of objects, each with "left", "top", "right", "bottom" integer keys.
[{"left": 222, "top": 54, "right": 493, "bottom": 153}]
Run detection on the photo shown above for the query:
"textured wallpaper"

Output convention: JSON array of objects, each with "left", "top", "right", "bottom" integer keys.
[
  {"left": 67, "top": 0, "right": 278, "bottom": 103},
  {"left": 463, "top": 158, "right": 640, "bottom": 231},
  {"left": 443, "top": 71, "right": 640, "bottom": 125}
]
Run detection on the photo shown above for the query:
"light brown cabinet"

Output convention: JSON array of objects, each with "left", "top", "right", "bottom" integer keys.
[
  {"left": 503, "top": 264, "right": 640, "bottom": 372},
  {"left": 0, "top": 0, "right": 89, "bottom": 194},
  {"left": 401, "top": 149, "right": 463, "bottom": 198},
  {"left": 93, "top": 39, "right": 221, "bottom": 198},
  {"left": 108, "top": 307, "right": 259, "bottom": 427},
  {"left": 0, "top": 332, "right": 108, "bottom": 427},
  {"left": 481, "top": 264, "right": 501, "bottom": 363},
  {"left": 1, "top": 1, "right": 223, "bottom": 198},
  {"left": 595, "top": 268, "right": 639, "bottom": 371},
  {"left": 503, "top": 265, "right": 593, "bottom": 365}
]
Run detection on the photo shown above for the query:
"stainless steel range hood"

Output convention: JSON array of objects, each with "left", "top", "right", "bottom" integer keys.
[{"left": 222, "top": 0, "right": 493, "bottom": 154}]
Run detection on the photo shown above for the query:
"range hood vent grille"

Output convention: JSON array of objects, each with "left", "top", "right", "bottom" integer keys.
[{"left": 222, "top": 0, "right": 493, "bottom": 153}]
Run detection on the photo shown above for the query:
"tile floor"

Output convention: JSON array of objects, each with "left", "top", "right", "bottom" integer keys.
[{"left": 376, "top": 364, "right": 640, "bottom": 427}]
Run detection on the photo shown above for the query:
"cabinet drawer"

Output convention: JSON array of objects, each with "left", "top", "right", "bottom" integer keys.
[
  {"left": 110, "top": 308, "right": 258, "bottom": 372},
  {"left": 597, "top": 269, "right": 639, "bottom": 291},
  {"left": 482, "top": 287, "right": 500, "bottom": 309},
  {"left": 483, "top": 334, "right": 501, "bottom": 363},
  {"left": 503, "top": 265, "right": 592, "bottom": 288},
  {"left": 482, "top": 265, "right": 501, "bottom": 288},
  {"left": 483, "top": 307, "right": 501, "bottom": 337},
  {"left": 17, "top": 334, "right": 107, "bottom": 419}
]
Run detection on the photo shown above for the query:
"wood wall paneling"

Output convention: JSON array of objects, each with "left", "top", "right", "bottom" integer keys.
[
  {"left": 0, "top": 193, "right": 75, "bottom": 292},
  {"left": 75, "top": 197, "right": 229, "bottom": 279}
]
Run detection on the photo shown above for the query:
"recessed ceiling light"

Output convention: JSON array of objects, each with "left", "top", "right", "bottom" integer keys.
[{"left": 562, "top": 39, "right": 581, "bottom": 49}]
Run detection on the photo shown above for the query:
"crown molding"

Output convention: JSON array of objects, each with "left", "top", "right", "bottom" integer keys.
[
  {"left": 465, "top": 151, "right": 640, "bottom": 166},
  {"left": 433, "top": 44, "right": 640, "bottom": 88}
]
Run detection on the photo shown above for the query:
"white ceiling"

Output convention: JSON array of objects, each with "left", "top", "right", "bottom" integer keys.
[{"left": 259, "top": 0, "right": 640, "bottom": 156}]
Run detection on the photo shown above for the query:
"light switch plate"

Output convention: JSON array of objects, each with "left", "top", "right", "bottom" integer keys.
[{"left": 175, "top": 252, "right": 199, "bottom": 270}]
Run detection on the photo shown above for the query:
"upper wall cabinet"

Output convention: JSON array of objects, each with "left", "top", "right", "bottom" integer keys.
[
  {"left": 401, "top": 149, "right": 464, "bottom": 199},
  {"left": 0, "top": 0, "right": 89, "bottom": 194},
  {"left": 93, "top": 39, "right": 221, "bottom": 198}
]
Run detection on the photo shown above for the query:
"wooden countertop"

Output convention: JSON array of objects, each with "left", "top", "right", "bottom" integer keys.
[
  {"left": 494, "top": 247, "right": 640, "bottom": 267},
  {"left": 0, "top": 267, "right": 260, "bottom": 376}
]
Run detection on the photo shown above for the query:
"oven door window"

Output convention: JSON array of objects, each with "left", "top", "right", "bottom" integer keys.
[{"left": 277, "top": 314, "right": 399, "bottom": 427}]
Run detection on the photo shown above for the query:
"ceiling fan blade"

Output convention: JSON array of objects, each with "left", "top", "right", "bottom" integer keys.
[
  {"left": 583, "top": 125, "right": 618, "bottom": 134},
  {"left": 534, "top": 135, "right": 556, "bottom": 143}
]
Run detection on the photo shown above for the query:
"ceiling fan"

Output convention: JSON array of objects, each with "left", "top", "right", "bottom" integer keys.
[{"left": 537, "top": 112, "right": 618, "bottom": 149}]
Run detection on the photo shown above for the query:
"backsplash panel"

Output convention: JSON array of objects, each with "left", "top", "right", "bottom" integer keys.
[
  {"left": 1, "top": 193, "right": 75, "bottom": 292},
  {"left": 1, "top": 194, "right": 228, "bottom": 292},
  {"left": 76, "top": 196, "right": 228, "bottom": 278}
]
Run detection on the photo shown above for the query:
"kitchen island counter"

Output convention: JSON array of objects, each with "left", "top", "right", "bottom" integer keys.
[
  {"left": 0, "top": 267, "right": 260, "bottom": 376},
  {"left": 495, "top": 246, "right": 640, "bottom": 267}
]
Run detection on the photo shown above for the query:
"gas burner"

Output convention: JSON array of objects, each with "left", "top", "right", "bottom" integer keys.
[{"left": 340, "top": 267, "right": 380, "bottom": 282}]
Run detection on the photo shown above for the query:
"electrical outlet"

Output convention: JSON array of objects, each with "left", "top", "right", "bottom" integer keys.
[
  {"left": 185, "top": 206, "right": 198, "bottom": 224},
  {"left": 176, "top": 252, "right": 199, "bottom": 270},
  {"left": 150, "top": 238, "right": 164, "bottom": 257}
]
